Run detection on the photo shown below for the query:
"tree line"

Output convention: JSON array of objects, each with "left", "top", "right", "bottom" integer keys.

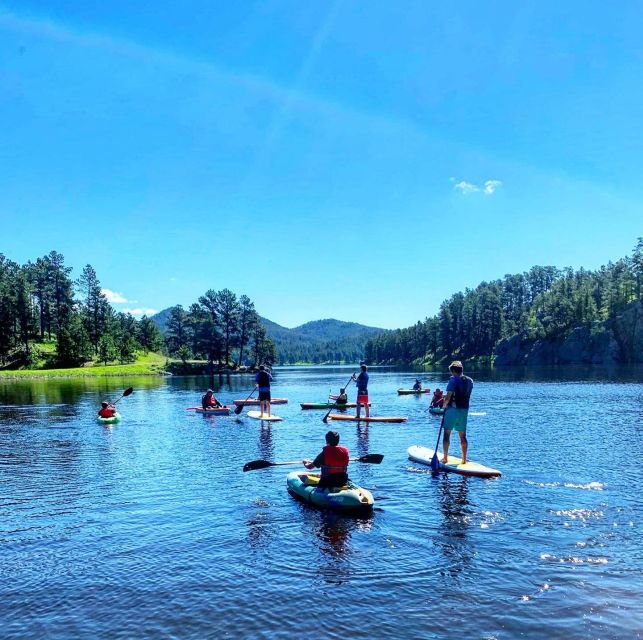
[
  {"left": 364, "top": 239, "right": 643, "bottom": 364},
  {"left": 163, "top": 291, "right": 276, "bottom": 368},
  {"left": 0, "top": 251, "right": 274, "bottom": 369}
]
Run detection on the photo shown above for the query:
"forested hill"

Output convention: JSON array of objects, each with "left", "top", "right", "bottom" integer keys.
[
  {"left": 152, "top": 312, "right": 384, "bottom": 364},
  {"left": 365, "top": 239, "right": 642, "bottom": 366},
  {"left": 259, "top": 318, "right": 385, "bottom": 364}
]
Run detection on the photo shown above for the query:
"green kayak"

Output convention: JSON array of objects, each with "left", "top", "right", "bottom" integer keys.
[
  {"left": 300, "top": 402, "right": 365, "bottom": 410},
  {"left": 286, "top": 472, "right": 374, "bottom": 514},
  {"left": 97, "top": 412, "right": 121, "bottom": 424}
]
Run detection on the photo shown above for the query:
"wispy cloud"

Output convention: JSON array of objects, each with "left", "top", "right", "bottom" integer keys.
[
  {"left": 451, "top": 177, "right": 503, "bottom": 196},
  {"left": 101, "top": 288, "right": 128, "bottom": 303},
  {"left": 122, "top": 307, "right": 158, "bottom": 317},
  {"left": 483, "top": 179, "right": 503, "bottom": 195}
]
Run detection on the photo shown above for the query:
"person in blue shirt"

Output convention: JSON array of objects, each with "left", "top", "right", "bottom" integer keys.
[
  {"left": 441, "top": 360, "right": 474, "bottom": 464},
  {"left": 352, "top": 363, "right": 370, "bottom": 418},
  {"left": 412, "top": 379, "right": 422, "bottom": 391},
  {"left": 254, "top": 365, "right": 273, "bottom": 417}
]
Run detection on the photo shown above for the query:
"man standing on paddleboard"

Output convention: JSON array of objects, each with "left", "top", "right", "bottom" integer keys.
[
  {"left": 441, "top": 361, "right": 473, "bottom": 464},
  {"left": 353, "top": 363, "right": 370, "bottom": 419},
  {"left": 255, "top": 365, "right": 273, "bottom": 417}
]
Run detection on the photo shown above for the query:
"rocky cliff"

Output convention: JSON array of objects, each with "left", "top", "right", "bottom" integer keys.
[{"left": 494, "top": 300, "right": 643, "bottom": 365}]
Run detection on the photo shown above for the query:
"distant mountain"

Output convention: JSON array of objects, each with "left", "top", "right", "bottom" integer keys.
[{"left": 151, "top": 309, "right": 385, "bottom": 364}]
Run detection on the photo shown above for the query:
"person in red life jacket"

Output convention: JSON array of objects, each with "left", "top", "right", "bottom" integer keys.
[
  {"left": 430, "top": 388, "right": 444, "bottom": 408},
  {"left": 201, "top": 389, "right": 222, "bottom": 410},
  {"left": 303, "top": 430, "right": 350, "bottom": 490},
  {"left": 98, "top": 401, "right": 116, "bottom": 418}
]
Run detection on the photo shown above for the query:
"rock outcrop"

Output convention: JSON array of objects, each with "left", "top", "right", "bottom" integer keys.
[{"left": 494, "top": 300, "right": 643, "bottom": 365}]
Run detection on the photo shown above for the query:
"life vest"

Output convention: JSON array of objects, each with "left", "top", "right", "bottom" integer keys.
[
  {"left": 202, "top": 394, "right": 217, "bottom": 407},
  {"left": 336, "top": 394, "right": 348, "bottom": 404},
  {"left": 452, "top": 375, "right": 473, "bottom": 410},
  {"left": 321, "top": 445, "right": 349, "bottom": 477},
  {"left": 99, "top": 407, "right": 116, "bottom": 418}
]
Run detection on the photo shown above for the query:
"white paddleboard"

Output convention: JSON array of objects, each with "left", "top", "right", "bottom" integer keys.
[
  {"left": 407, "top": 445, "right": 501, "bottom": 478},
  {"left": 247, "top": 410, "right": 283, "bottom": 422}
]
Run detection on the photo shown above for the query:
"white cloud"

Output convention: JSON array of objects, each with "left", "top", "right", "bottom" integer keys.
[
  {"left": 101, "top": 288, "right": 128, "bottom": 303},
  {"left": 453, "top": 180, "right": 479, "bottom": 194},
  {"left": 452, "top": 178, "right": 503, "bottom": 195},
  {"left": 122, "top": 308, "right": 159, "bottom": 317},
  {"left": 483, "top": 179, "right": 503, "bottom": 195}
]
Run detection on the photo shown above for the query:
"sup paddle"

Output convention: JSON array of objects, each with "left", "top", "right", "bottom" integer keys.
[
  {"left": 430, "top": 410, "right": 446, "bottom": 471},
  {"left": 322, "top": 373, "right": 356, "bottom": 423},
  {"left": 243, "top": 453, "right": 384, "bottom": 472},
  {"left": 234, "top": 387, "right": 257, "bottom": 415}
]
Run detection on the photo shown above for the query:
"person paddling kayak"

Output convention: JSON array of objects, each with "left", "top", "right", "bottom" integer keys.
[
  {"left": 255, "top": 365, "right": 273, "bottom": 417},
  {"left": 441, "top": 361, "right": 473, "bottom": 464},
  {"left": 352, "top": 363, "right": 370, "bottom": 419},
  {"left": 98, "top": 401, "right": 117, "bottom": 419},
  {"left": 303, "top": 430, "right": 349, "bottom": 489},
  {"left": 336, "top": 388, "right": 348, "bottom": 405},
  {"left": 202, "top": 389, "right": 223, "bottom": 410},
  {"left": 413, "top": 378, "right": 422, "bottom": 391},
  {"left": 430, "top": 388, "right": 444, "bottom": 408}
]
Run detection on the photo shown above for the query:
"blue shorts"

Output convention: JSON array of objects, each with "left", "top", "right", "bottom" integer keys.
[{"left": 443, "top": 407, "right": 468, "bottom": 433}]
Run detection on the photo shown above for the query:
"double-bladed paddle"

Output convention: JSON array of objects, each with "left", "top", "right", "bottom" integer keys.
[
  {"left": 110, "top": 387, "right": 133, "bottom": 405},
  {"left": 322, "top": 373, "right": 356, "bottom": 423},
  {"left": 234, "top": 387, "right": 257, "bottom": 415},
  {"left": 243, "top": 453, "right": 384, "bottom": 472}
]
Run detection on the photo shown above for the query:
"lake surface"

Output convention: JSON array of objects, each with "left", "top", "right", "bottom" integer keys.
[{"left": 1, "top": 366, "right": 641, "bottom": 639}]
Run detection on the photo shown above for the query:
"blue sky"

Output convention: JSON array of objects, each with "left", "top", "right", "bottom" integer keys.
[{"left": 1, "top": 1, "right": 641, "bottom": 328}]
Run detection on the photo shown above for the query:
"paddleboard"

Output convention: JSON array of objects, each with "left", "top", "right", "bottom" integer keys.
[
  {"left": 233, "top": 398, "right": 288, "bottom": 406},
  {"left": 407, "top": 445, "right": 501, "bottom": 478},
  {"left": 247, "top": 410, "right": 283, "bottom": 422},
  {"left": 328, "top": 414, "right": 407, "bottom": 423}
]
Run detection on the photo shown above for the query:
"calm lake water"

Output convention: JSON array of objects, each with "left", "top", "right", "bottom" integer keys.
[{"left": 1, "top": 366, "right": 641, "bottom": 639}]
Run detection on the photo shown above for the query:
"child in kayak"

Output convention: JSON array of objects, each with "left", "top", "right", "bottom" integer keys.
[
  {"left": 413, "top": 379, "right": 422, "bottom": 391},
  {"left": 335, "top": 388, "right": 348, "bottom": 405},
  {"left": 303, "top": 430, "right": 349, "bottom": 490},
  {"left": 430, "top": 389, "right": 444, "bottom": 408},
  {"left": 201, "top": 389, "right": 223, "bottom": 410},
  {"left": 98, "top": 401, "right": 117, "bottom": 418}
]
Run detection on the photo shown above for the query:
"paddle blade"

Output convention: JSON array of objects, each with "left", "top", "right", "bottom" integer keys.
[
  {"left": 243, "top": 459, "right": 273, "bottom": 472},
  {"left": 430, "top": 452, "right": 440, "bottom": 471},
  {"left": 234, "top": 404, "right": 244, "bottom": 415},
  {"left": 123, "top": 387, "right": 134, "bottom": 397},
  {"left": 322, "top": 409, "right": 332, "bottom": 423},
  {"left": 357, "top": 454, "right": 384, "bottom": 464}
]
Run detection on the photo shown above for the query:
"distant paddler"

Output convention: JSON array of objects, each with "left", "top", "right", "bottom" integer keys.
[
  {"left": 254, "top": 365, "right": 273, "bottom": 418},
  {"left": 441, "top": 361, "right": 474, "bottom": 465},
  {"left": 430, "top": 388, "right": 444, "bottom": 409},
  {"left": 98, "top": 401, "right": 117, "bottom": 419},
  {"left": 335, "top": 388, "right": 348, "bottom": 406},
  {"left": 352, "top": 363, "right": 370, "bottom": 419},
  {"left": 412, "top": 378, "right": 422, "bottom": 391}
]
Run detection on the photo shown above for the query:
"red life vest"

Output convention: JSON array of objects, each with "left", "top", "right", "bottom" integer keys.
[
  {"left": 99, "top": 407, "right": 116, "bottom": 418},
  {"left": 203, "top": 394, "right": 218, "bottom": 407},
  {"left": 321, "top": 445, "right": 349, "bottom": 477}
]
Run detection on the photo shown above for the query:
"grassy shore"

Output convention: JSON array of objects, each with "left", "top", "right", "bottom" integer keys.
[{"left": 0, "top": 352, "right": 169, "bottom": 379}]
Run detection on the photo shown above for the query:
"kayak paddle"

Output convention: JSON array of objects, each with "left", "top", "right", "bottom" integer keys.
[
  {"left": 243, "top": 453, "right": 384, "bottom": 472},
  {"left": 111, "top": 387, "right": 133, "bottom": 405},
  {"left": 234, "top": 387, "right": 257, "bottom": 415},
  {"left": 322, "top": 373, "right": 355, "bottom": 423},
  {"left": 430, "top": 410, "right": 446, "bottom": 471}
]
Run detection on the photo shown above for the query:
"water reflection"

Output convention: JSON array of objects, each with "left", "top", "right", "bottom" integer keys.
[
  {"left": 434, "top": 475, "right": 474, "bottom": 578},
  {"left": 258, "top": 424, "right": 274, "bottom": 462}
]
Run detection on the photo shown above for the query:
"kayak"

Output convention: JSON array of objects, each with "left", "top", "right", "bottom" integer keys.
[
  {"left": 247, "top": 410, "right": 283, "bottom": 422},
  {"left": 286, "top": 472, "right": 374, "bottom": 514},
  {"left": 300, "top": 402, "right": 369, "bottom": 410},
  {"left": 398, "top": 389, "right": 430, "bottom": 395},
  {"left": 97, "top": 412, "right": 121, "bottom": 424},
  {"left": 233, "top": 398, "right": 288, "bottom": 406},
  {"left": 407, "top": 445, "right": 501, "bottom": 478},
  {"left": 429, "top": 407, "right": 445, "bottom": 415},
  {"left": 328, "top": 414, "right": 407, "bottom": 423},
  {"left": 194, "top": 407, "right": 232, "bottom": 416}
]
